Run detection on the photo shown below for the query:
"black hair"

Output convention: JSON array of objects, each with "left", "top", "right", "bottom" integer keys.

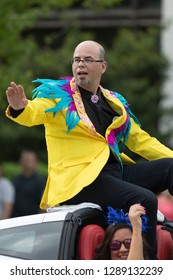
[{"left": 94, "top": 223, "right": 151, "bottom": 260}]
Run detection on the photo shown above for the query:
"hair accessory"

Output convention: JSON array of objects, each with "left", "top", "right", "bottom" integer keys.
[{"left": 105, "top": 206, "right": 149, "bottom": 233}]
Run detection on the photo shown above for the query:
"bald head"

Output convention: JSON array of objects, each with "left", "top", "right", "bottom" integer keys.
[
  {"left": 73, "top": 40, "right": 106, "bottom": 61},
  {"left": 72, "top": 40, "right": 107, "bottom": 93}
]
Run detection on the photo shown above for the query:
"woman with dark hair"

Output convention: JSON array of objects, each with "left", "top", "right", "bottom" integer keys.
[{"left": 95, "top": 204, "right": 150, "bottom": 260}]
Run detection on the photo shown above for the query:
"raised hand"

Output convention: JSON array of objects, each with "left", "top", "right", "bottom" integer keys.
[
  {"left": 6, "top": 82, "right": 28, "bottom": 110},
  {"left": 128, "top": 203, "right": 146, "bottom": 233}
]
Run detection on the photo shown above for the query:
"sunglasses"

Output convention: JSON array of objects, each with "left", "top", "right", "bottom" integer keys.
[{"left": 110, "top": 238, "right": 132, "bottom": 251}]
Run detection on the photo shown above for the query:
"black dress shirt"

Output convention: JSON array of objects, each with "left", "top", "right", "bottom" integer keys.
[{"left": 79, "top": 86, "right": 119, "bottom": 163}]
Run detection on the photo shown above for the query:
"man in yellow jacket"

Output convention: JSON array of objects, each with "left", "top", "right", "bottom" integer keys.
[{"left": 5, "top": 40, "right": 173, "bottom": 259}]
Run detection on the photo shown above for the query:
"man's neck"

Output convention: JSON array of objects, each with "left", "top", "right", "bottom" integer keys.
[{"left": 78, "top": 85, "right": 100, "bottom": 95}]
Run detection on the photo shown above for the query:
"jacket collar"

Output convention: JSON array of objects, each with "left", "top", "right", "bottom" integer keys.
[{"left": 70, "top": 78, "right": 126, "bottom": 137}]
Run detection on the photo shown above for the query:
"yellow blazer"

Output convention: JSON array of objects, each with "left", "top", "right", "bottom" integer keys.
[{"left": 6, "top": 79, "right": 173, "bottom": 209}]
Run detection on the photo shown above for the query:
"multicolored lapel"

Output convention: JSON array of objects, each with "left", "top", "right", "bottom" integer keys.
[{"left": 32, "top": 77, "right": 140, "bottom": 164}]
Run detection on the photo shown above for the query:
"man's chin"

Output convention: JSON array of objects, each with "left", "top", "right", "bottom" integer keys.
[{"left": 76, "top": 78, "right": 90, "bottom": 88}]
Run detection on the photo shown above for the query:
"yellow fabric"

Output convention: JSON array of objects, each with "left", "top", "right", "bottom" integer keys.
[{"left": 6, "top": 86, "right": 173, "bottom": 209}]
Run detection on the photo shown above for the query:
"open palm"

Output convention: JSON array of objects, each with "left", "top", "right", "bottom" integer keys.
[{"left": 6, "top": 82, "right": 28, "bottom": 110}]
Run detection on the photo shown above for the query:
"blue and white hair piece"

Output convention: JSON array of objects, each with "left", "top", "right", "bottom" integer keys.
[{"left": 105, "top": 206, "right": 149, "bottom": 233}]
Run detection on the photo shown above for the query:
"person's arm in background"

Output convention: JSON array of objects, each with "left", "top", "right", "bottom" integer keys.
[
  {"left": 1, "top": 203, "right": 14, "bottom": 219},
  {"left": 0, "top": 178, "right": 15, "bottom": 219},
  {"left": 127, "top": 204, "right": 146, "bottom": 260}
]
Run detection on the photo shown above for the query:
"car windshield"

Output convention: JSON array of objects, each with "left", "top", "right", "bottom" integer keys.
[{"left": 0, "top": 221, "right": 64, "bottom": 259}]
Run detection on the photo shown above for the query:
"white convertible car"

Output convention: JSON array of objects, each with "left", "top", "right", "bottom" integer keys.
[
  {"left": 0, "top": 203, "right": 172, "bottom": 260},
  {"left": 0, "top": 203, "right": 106, "bottom": 260}
]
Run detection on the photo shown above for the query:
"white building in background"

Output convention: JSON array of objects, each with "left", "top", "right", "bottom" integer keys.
[{"left": 160, "top": 0, "right": 173, "bottom": 145}]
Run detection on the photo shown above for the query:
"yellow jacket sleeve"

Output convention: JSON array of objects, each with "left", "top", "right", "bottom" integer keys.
[{"left": 126, "top": 118, "right": 173, "bottom": 159}]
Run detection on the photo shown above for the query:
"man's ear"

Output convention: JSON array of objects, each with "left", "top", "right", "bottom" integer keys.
[{"left": 102, "top": 61, "right": 107, "bottom": 74}]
